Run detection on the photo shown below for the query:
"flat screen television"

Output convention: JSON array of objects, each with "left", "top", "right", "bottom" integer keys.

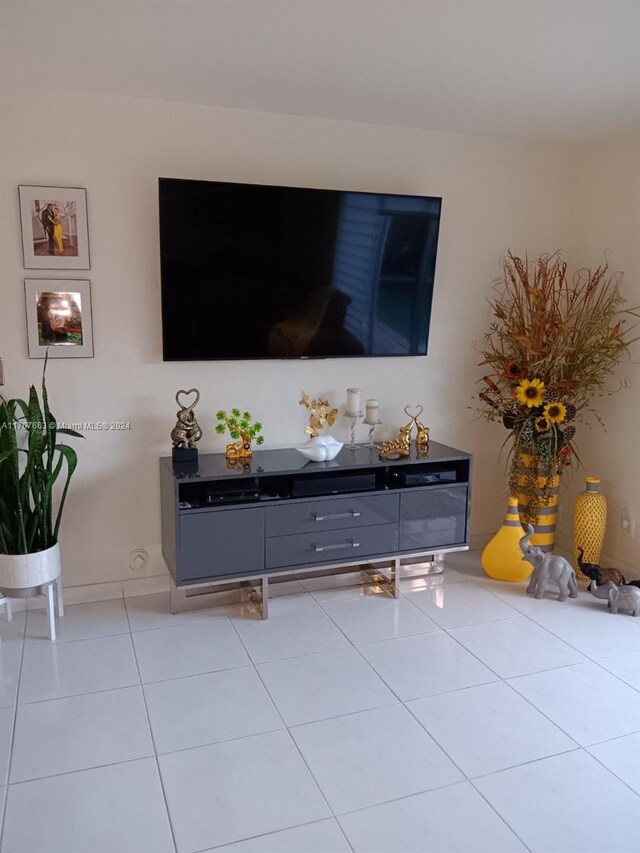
[{"left": 159, "top": 178, "right": 442, "bottom": 360}]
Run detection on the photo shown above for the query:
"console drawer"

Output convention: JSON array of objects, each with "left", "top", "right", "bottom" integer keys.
[
  {"left": 400, "top": 486, "right": 468, "bottom": 551},
  {"left": 178, "top": 507, "right": 265, "bottom": 582},
  {"left": 266, "top": 493, "right": 399, "bottom": 537},
  {"left": 266, "top": 523, "right": 398, "bottom": 569}
]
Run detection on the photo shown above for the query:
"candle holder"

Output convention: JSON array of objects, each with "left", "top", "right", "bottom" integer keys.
[
  {"left": 343, "top": 410, "right": 363, "bottom": 449},
  {"left": 362, "top": 415, "right": 382, "bottom": 447}
]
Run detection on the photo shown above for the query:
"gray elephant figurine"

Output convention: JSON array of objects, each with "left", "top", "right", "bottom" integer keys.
[
  {"left": 590, "top": 580, "right": 640, "bottom": 616},
  {"left": 520, "top": 525, "right": 578, "bottom": 602}
]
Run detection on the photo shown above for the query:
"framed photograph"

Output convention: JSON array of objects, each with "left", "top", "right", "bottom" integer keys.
[
  {"left": 25, "top": 279, "right": 94, "bottom": 359},
  {"left": 19, "top": 185, "right": 90, "bottom": 269}
]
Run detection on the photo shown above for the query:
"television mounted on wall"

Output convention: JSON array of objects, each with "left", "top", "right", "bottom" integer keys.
[{"left": 159, "top": 178, "right": 442, "bottom": 361}]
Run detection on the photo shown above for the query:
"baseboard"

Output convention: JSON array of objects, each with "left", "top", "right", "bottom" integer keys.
[{"left": 14, "top": 574, "right": 171, "bottom": 612}]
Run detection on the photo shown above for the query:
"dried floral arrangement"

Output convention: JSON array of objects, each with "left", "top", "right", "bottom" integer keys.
[{"left": 477, "top": 251, "right": 637, "bottom": 522}]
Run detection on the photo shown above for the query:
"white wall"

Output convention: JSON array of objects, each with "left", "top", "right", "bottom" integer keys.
[
  {"left": 565, "top": 132, "right": 640, "bottom": 574},
  {"left": 0, "top": 86, "right": 573, "bottom": 588}
]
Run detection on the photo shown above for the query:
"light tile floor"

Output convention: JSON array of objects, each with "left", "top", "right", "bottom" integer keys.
[{"left": 0, "top": 552, "right": 639, "bottom": 853}]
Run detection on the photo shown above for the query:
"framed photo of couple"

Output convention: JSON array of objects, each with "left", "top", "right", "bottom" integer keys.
[{"left": 19, "top": 185, "right": 90, "bottom": 270}]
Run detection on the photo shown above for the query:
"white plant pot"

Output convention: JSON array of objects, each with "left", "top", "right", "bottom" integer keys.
[
  {"left": 296, "top": 435, "right": 343, "bottom": 462},
  {"left": 0, "top": 543, "right": 61, "bottom": 591}
]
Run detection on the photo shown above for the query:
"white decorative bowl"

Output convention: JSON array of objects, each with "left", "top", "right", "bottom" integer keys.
[{"left": 296, "top": 435, "right": 344, "bottom": 462}]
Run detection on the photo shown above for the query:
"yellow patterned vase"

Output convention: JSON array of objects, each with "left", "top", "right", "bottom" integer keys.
[
  {"left": 573, "top": 476, "right": 607, "bottom": 582},
  {"left": 517, "top": 453, "right": 559, "bottom": 553},
  {"left": 482, "top": 496, "right": 531, "bottom": 582}
]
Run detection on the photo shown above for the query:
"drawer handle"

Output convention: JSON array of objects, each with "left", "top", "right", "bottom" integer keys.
[
  {"left": 312, "top": 511, "right": 361, "bottom": 522},
  {"left": 313, "top": 540, "right": 360, "bottom": 553}
]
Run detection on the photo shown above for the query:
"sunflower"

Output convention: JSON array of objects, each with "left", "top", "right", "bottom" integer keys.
[
  {"left": 534, "top": 415, "right": 550, "bottom": 433},
  {"left": 515, "top": 378, "right": 545, "bottom": 408},
  {"left": 503, "top": 360, "right": 525, "bottom": 381},
  {"left": 544, "top": 402, "right": 567, "bottom": 424}
]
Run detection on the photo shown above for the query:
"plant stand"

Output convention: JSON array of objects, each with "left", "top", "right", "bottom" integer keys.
[{"left": 0, "top": 577, "right": 64, "bottom": 641}]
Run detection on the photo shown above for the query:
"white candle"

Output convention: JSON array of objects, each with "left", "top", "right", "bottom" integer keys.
[
  {"left": 364, "top": 399, "right": 380, "bottom": 423},
  {"left": 346, "top": 387, "right": 362, "bottom": 417}
]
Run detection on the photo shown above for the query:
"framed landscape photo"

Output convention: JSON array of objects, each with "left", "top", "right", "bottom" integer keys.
[
  {"left": 25, "top": 279, "right": 94, "bottom": 358},
  {"left": 19, "top": 185, "right": 90, "bottom": 269}
]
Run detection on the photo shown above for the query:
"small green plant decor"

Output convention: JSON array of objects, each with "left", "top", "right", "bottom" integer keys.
[
  {"left": 0, "top": 359, "right": 83, "bottom": 556},
  {"left": 216, "top": 408, "right": 264, "bottom": 459}
]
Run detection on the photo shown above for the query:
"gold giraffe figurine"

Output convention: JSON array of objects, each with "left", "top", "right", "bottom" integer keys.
[{"left": 377, "top": 422, "right": 412, "bottom": 460}]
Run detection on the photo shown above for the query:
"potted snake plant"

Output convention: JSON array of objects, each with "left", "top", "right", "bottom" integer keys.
[{"left": 0, "top": 360, "right": 82, "bottom": 592}]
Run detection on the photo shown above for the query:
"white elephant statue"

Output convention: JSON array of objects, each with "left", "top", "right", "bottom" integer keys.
[
  {"left": 519, "top": 525, "right": 578, "bottom": 602},
  {"left": 590, "top": 580, "right": 640, "bottom": 616}
]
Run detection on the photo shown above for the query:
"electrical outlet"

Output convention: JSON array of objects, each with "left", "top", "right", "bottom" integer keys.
[{"left": 620, "top": 508, "right": 636, "bottom": 538}]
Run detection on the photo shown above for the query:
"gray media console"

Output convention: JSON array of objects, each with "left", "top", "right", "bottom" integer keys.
[{"left": 160, "top": 441, "right": 472, "bottom": 617}]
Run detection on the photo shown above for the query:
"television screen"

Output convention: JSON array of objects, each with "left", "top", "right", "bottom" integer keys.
[{"left": 159, "top": 178, "right": 442, "bottom": 360}]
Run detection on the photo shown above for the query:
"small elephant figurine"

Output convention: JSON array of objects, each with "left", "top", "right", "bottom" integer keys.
[
  {"left": 590, "top": 580, "right": 640, "bottom": 616},
  {"left": 520, "top": 525, "right": 578, "bottom": 602}
]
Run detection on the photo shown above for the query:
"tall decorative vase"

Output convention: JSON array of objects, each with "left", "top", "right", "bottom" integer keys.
[
  {"left": 516, "top": 453, "right": 559, "bottom": 552},
  {"left": 573, "top": 476, "right": 607, "bottom": 582},
  {"left": 482, "top": 496, "right": 531, "bottom": 582}
]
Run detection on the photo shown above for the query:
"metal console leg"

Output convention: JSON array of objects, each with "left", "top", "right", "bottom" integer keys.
[
  {"left": 393, "top": 557, "right": 401, "bottom": 598},
  {"left": 249, "top": 576, "right": 269, "bottom": 619}
]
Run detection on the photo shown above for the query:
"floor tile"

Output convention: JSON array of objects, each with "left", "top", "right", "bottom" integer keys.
[
  {"left": 227, "top": 599, "right": 349, "bottom": 664},
  {"left": 125, "top": 591, "right": 227, "bottom": 632},
  {"left": 290, "top": 704, "right": 463, "bottom": 814},
  {"left": 144, "top": 666, "right": 282, "bottom": 754},
  {"left": 320, "top": 593, "right": 439, "bottom": 644},
  {"left": 25, "top": 598, "right": 129, "bottom": 645},
  {"left": 257, "top": 647, "right": 396, "bottom": 726},
  {"left": 2, "top": 758, "right": 174, "bottom": 853},
  {"left": 508, "top": 662, "right": 640, "bottom": 746},
  {"left": 300, "top": 571, "right": 371, "bottom": 600},
  {"left": 440, "top": 549, "right": 487, "bottom": 578},
  {"left": 132, "top": 618, "right": 249, "bottom": 683},
  {"left": 408, "top": 681, "right": 576, "bottom": 777},
  {"left": 449, "top": 615, "right": 586, "bottom": 678},
  {"left": 476, "top": 576, "right": 567, "bottom": 615},
  {"left": 404, "top": 581, "right": 518, "bottom": 628},
  {"left": 10, "top": 686, "right": 154, "bottom": 783},
  {"left": 0, "top": 706, "right": 14, "bottom": 785},
  {"left": 587, "top": 732, "right": 640, "bottom": 795},
  {"left": 339, "top": 781, "right": 526, "bottom": 852},
  {"left": 358, "top": 631, "right": 497, "bottom": 701},
  {"left": 530, "top": 600, "right": 640, "bottom": 659},
  {"left": 0, "top": 612, "right": 26, "bottom": 653},
  {"left": 211, "top": 819, "right": 351, "bottom": 852},
  {"left": 18, "top": 634, "right": 139, "bottom": 704},
  {"left": 400, "top": 566, "right": 468, "bottom": 592},
  {"left": 159, "top": 730, "right": 329, "bottom": 852},
  {"left": 0, "top": 652, "right": 21, "bottom": 708},
  {"left": 597, "top": 649, "right": 640, "bottom": 690},
  {"left": 305, "top": 578, "right": 391, "bottom": 603},
  {"left": 474, "top": 750, "right": 640, "bottom": 853}
]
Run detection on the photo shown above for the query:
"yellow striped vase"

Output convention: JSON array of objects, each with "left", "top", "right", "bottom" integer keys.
[
  {"left": 517, "top": 453, "right": 559, "bottom": 553},
  {"left": 481, "top": 496, "right": 531, "bottom": 582},
  {"left": 573, "top": 477, "right": 607, "bottom": 582}
]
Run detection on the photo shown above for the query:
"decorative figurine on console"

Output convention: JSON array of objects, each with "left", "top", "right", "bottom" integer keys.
[
  {"left": 519, "top": 524, "right": 578, "bottom": 601},
  {"left": 216, "top": 408, "right": 264, "bottom": 460},
  {"left": 404, "top": 405, "right": 430, "bottom": 456},
  {"left": 171, "top": 388, "right": 202, "bottom": 470},
  {"left": 297, "top": 392, "right": 342, "bottom": 461},
  {"left": 299, "top": 392, "right": 338, "bottom": 437},
  {"left": 377, "top": 422, "right": 412, "bottom": 460},
  {"left": 590, "top": 579, "right": 640, "bottom": 616}
]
